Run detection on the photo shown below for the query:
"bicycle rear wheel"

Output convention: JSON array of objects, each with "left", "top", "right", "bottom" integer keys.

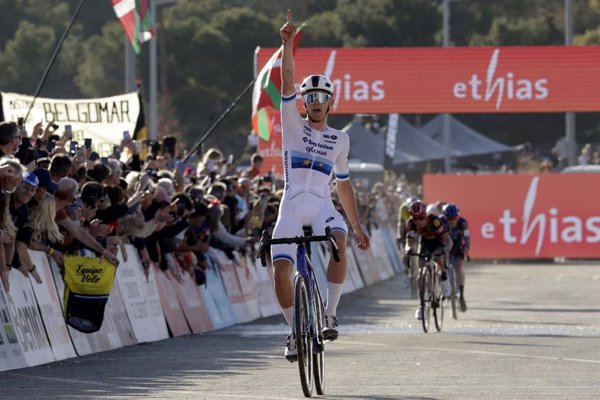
[
  {"left": 312, "top": 280, "right": 325, "bottom": 395},
  {"left": 433, "top": 269, "right": 445, "bottom": 332},
  {"left": 419, "top": 269, "right": 431, "bottom": 333},
  {"left": 294, "top": 276, "right": 313, "bottom": 397}
]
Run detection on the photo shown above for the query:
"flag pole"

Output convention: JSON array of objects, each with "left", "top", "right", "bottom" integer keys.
[
  {"left": 183, "top": 78, "right": 255, "bottom": 164},
  {"left": 24, "top": 0, "right": 88, "bottom": 122}
]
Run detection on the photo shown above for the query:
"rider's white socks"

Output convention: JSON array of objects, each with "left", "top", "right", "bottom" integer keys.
[
  {"left": 282, "top": 306, "right": 293, "bottom": 328},
  {"left": 325, "top": 282, "right": 344, "bottom": 315}
]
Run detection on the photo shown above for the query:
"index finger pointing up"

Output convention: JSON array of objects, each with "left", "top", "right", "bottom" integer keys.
[{"left": 287, "top": 9, "right": 292, "bottom": 23}]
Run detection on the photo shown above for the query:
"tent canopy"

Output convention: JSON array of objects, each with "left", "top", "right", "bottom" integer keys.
[
  {"left": 421, "top": 115, "right": 513, "bottom": 157},
  {"left": 391, "top": 116, "right": 450, "bottom": 165},
  {"left": 344, "top": 121, "right": 385, "bottom": 164}
]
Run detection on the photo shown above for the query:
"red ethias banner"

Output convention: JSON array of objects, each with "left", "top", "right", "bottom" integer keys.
[
  {"left": 256, "top": 46, "right": 600, "bottom": 114},
  {"left": 423, "top": 174, "right": 600, "bottom": 259},
  {"left": 256, "top": 108, "right": 284, "bottom": 176}
]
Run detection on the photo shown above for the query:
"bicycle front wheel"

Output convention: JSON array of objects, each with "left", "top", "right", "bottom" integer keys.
[
  {"left": 433, "top": 270, "right": 445, "bottom": 332},
  {"left": 419, "top": 269, "right": 431, "bottom": 333},
  {"left": 294, "top": 275, "right": 313, "bottom": 397},
  {"left": 312, "top": 280, "right": 325, "bottom": 395}
]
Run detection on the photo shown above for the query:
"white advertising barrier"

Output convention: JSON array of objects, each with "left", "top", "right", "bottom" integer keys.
[
  {"left": 0, "top": 284, "right": 27, "bottom": 371},
  {"left": 370, "top": 228, "right": 395, "bottom": 280},
  {"left": 350, "top": 240, "right": 380, "bottom": 285},
  {"left": 201, "top": 254, "right": 237, "bottom": 329},
  {"left": 248, "top": 256, "right": 280, "bottom": 318},
  {"left": 47, "top": 257, "right": 123, "bottom": 356},
  {"left": 211, "top": 249, "right": 253, "bottom": 324},
  {"left": 27, "top": 251, "right": 76, "bottom": 361},
  {"left": 105, "top": 278, "right": 137, "bottom": 347},
  {"left": 172, "top": 269, "right": 213, "bottom": 334},
  {"left": 380, "top": 225, "right": 403, "bottom": 274},
  {"left": 345, "top": 241, "right": 365, "bottom": 291},
  {"left": 152, "top": 264, "right": 191, "bottom": 337},
  {"left": 310, "top": 242, "right": 329, "bottom": 291},
  {"left": 115, "top": 246, "right": 168, "bottom": 343},
  {"left": 6, "top": 270, "right": 55, "bottom": 367},
  {"left": 232, "top": 254, "right": 261, "bottom": 321}
]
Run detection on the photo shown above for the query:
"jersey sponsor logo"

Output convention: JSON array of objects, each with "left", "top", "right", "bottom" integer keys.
[
  {"left": 302, "top": 137, "right": 334, "bottom": 150},
  {"left": 306, "top": 146, "right": 328, "bottom": 156},
  {"left": 303, "top": 126, "right": 312, "bottom": 137},
  {"left": 325, "top": 216, "right": 335, "bottom": 223},
  {"left": 323, "top": 134, "right": 337, "bottom": 140}
]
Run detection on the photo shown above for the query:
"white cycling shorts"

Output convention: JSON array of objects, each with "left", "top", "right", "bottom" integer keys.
[{"left": 271, "top": 192, "right": 347, "bottom": 266}]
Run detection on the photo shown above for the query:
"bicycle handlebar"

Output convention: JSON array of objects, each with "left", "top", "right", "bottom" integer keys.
[{"left": 256, "top": 226, "right": 340, "bottom": 267}]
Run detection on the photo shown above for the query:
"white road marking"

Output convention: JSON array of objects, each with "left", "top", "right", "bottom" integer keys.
[
  {"left": 159, "top": 392, "right": 292, "bottom": 399},
  {"left": 413, "top": 346, "right": 600, "bottom": 364},
  {"left": 555, "top": 273, "right": 564, "bottom": 281},
  {"left": 333, "top": 340, "right": 386, "bottom": 347},
  {"left": 5, "top": 373, "right": 117, "bottom": 387}
]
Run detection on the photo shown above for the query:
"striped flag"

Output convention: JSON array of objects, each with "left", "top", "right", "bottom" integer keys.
[
  {"left": 112, "top": 0, "right": 154, "bottom": 54},
  {"left": 252, "top": 25, "right": 304, "bottom": 141}
]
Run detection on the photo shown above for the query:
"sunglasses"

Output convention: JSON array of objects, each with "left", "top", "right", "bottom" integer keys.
[{"left": 302, "top": 92, "right": 331, "bottom": 104}]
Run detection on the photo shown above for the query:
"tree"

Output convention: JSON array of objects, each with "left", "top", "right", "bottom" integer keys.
[{"left": 77, "top": 21, "right": 125, "bottom": 98}]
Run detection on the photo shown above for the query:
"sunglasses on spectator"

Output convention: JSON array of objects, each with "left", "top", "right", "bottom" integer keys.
[{"left": 302, "top": 92, "right": 331, "bottom": 104}]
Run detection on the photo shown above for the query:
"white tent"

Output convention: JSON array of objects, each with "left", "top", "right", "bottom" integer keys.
[{"left": 421, "top": 115, "right": 513, "bottom": 157}]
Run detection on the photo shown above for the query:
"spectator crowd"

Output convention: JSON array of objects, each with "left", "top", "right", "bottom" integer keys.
[{"left": 0, "top": 119, "right": 404, "bottom": 295}]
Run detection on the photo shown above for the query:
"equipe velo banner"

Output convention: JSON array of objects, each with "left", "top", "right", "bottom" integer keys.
[
  {"left": 63, "top": 255, "right": 116, "bottom": 333},
  {"left": 0, "top": 91, "right": 140, "bottom": 147},
  {"left": 256, "top": 46, "right": 600, "bottom": 114},
  {"left": 424, "top": 173, "right": 600, "bottom": 259}
]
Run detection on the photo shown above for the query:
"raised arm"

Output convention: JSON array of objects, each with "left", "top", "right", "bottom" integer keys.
[{"left": 280, "top": 9, "right": 297, "bottom": 97}]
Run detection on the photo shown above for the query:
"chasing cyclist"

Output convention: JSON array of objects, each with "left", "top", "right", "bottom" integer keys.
[
  {"left": 274, "top": 10, "right": 370, "bottom": 361},
  {"left": 397, "top": 196, "right": 417, "bottom": 274},
  {"left": 405, "top": 200, "right": 453, "bottom": 320},
  {"left": 443, "top": 203, "right": 470, "bottom": 312}
]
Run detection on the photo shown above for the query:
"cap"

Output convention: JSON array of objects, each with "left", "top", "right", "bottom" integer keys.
[
  {"left": 153, "top": 185, "right": 171, "bottom": 203},
  {"left": 32, "top": 168, "right": 58, "bottom": 193},
  {"left": 22, "top": 172, "right": 39, "bottom": 189}
]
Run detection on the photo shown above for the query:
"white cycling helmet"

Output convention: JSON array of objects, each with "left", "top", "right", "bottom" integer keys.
[{"left": 300, "top": 74, "right": 334, "bottom": 95}]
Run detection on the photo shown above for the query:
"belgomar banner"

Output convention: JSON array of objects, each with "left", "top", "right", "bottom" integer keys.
[
  {"left": 256, "top": 46, "right": 600, "bottom": 114},
  {"left": 1, "top": 91, "right": 140, "bottom": 145}
]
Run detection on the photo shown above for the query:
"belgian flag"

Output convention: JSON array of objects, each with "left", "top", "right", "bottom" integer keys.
[{"left": 133, "top": 92, "right": 147, "bottom": 141}]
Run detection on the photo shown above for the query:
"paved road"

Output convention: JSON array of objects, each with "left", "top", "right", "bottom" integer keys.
[{"left": 1, "top": 261, "right": 599, "bottom": 399}]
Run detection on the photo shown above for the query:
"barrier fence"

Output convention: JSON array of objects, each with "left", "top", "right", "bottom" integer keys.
[
  {"left": 0, "top": 224, "right": 403, "bottom": 372},
  {"left": 424, "top": 173, "right": 600, "bottom": 259}
]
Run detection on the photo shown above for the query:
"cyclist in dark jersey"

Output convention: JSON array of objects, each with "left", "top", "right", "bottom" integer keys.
[
  {"left": 443, "top": 203, "right": 470, "bottom": 312},
  {"left": 405, "top": 200, "right": 453, "bottom": 320}
]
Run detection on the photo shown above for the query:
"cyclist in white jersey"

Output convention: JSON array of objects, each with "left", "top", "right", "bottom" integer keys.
[{"left": 275, "top": 9, "right": 370, "bottom": 361}]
